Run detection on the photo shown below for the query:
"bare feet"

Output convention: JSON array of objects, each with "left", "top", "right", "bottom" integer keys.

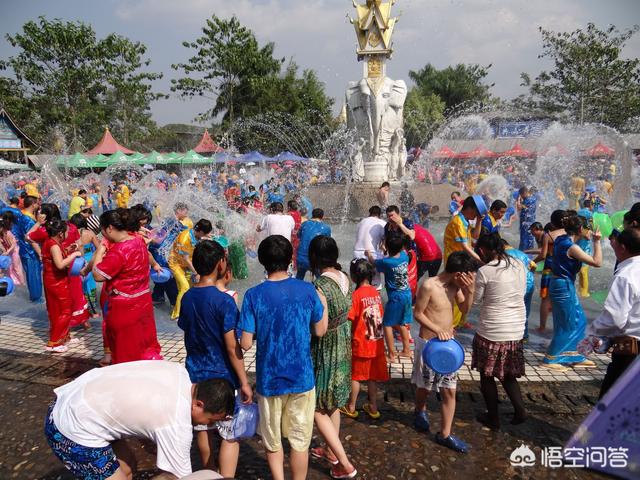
[
  {"left": 82, "top": 321, "right": 91, "bottom": 330},
  {"left": 398, "top": 350, "right": 413, "bottom": 360},
  {"left": 99, "top": 354, "right": 112, "bottom": 367}
]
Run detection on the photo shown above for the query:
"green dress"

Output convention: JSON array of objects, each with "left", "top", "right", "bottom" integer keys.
[{"left": 311, "top": 272, "right": 352, "bottom": 411}]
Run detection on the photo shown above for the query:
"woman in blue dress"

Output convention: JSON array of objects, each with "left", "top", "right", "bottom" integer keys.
[{"left": 543, "top": 215, "right": 602, "bottom": 371}]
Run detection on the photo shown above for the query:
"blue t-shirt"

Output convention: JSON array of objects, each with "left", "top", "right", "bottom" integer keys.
[
  {"left": 238, "top": 278, "right": 324, "bottom": 397},
  {"left": 15, "top": 212, "right": 37, "bottom": 259},
  {"left": 297, "top": 220, "right": 332, "bottom": 266},
  {"left": 178, "top": 286, "right": 240, "bottom": 387},
  {"left": 375, "top": 251, "right": 410, "bottom": 293}
]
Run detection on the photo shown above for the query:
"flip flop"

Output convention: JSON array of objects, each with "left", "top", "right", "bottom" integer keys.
[
  {"left": 338, "top": 406, "right": 359, "bottom": 419},
  {"left": 363, "top": 403, "right": 381, "bottom": 419}
]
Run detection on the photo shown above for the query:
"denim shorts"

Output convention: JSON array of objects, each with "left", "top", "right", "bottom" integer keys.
[{"left": 45, "top": 402, "right": 120, "bottom": 480}]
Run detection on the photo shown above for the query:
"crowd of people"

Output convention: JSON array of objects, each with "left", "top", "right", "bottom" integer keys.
[{"left": 0, "top": 169, "right": 639, "bottom": 480}]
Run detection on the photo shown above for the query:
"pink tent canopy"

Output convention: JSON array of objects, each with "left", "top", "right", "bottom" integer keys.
[
  {"left": 456, "top": 145, "right": 498, "bottom": 159},
  {"left": 584, "top": 142, "right": 615, "bottom": 157},
  {"left": 431, "top": 145, "right": 458, "bottom": 158},
  {"left": 499, "top": 143, "right": 534, "bottom": 158},
  {"left": 86, "top": 128, "right": 134, "bottom": 155},
  {"left": 193, "top": 129, "right": 224, "bottom": 154}
]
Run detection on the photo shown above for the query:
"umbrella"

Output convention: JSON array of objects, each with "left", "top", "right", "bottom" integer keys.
[
  {"left": 455, "top": 145, "right": 498, "bottom": 159},
  {"left": 584, "top": 142, "right": 615, "bottom": 157},
  {"left": 272, "top": 151, "right": 308, "bottom": 162},
  {"left": 498, "top": 143, "right": 534, "bottom": 158},
  {"left": 431, "top": 145, "right": 458, "bottom": 159}
]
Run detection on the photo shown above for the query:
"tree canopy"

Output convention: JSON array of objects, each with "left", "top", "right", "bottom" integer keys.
[{"left": 520, "top": 23, "right": 640, "bottom": 129}]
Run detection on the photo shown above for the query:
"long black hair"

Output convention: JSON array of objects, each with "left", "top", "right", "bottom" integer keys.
[
  {"left": 476, "top": 233, "right": 512, "bottom": 267},
  {"left": 309, "top": 235, "right": 342, "bottom": 272},
  {"left": 40, "top": 203, "right": 61, "bottom": 222}
]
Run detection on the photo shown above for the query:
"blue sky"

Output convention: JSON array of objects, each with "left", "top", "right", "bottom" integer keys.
[{"left": 1, "top": 0, "right": 639, "bottom": 126}]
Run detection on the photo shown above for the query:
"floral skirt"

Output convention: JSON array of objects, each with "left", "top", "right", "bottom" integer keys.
[{"left": 472, "top": 334, "right": 525, "bottom": 380}]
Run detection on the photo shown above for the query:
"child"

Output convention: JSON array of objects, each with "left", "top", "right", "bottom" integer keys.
[
  {"left": 368, "top": 231, "right": 412, "bottom": 360},
  {"left": 178, "top": 239, "right": 252, "bottom": 479},
  {"left": 0, "top": 216, "right": 25, "bottom": 286},
  {"left": 412, "top": 251, "right": 477, "bottom": 453},
  {"left": 340, "top": 259, "right": 388, "bottom": 419},
  {"left": 42, "top": 219, "right": 82, "bottom": 353},
  {"left": 216, "top": 263, "right": 239, "bottom": 307},
  {"left": 239, "top": 235, "right": 328, "bottom": 480}
]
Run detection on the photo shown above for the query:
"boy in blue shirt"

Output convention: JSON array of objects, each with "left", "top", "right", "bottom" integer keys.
[
  {"left": 178, "top": 240, "right": 252, "bottom": 479},
  {"left": 239, "top": 235, "right": 328, "bottom": 480},
  {"left": 296, "top": 208, "right": 332, "bottom": 280},
  {"left": 368, "top": 232, "right": 413, "bottom": 361}
]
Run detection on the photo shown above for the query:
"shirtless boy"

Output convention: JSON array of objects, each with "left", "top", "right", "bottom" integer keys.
[{"left": 411, "top": 251, "right": 478, "bottom": 453}]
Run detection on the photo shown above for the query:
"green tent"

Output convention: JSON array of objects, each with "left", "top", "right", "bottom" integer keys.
[
  {"left": 144, "top": 151, "right": 164, "bottom": 165},
  {"left": 128, "top": 152, "right": 146, "bottom": 165},
  {"left": 179, "top": 150, "right": 209, "bottom": 165},
  {"left": 91, "top": 154, "right": 109, "bottom": 168},
  {"left": 107, "top": 150, "right": 131, "bottom": 165},
  {"left": 64, "top": 152, "right": 95, "bottom": 168},
  {"left": 162, "top": 152, "right": 182, "bottom": 164}
]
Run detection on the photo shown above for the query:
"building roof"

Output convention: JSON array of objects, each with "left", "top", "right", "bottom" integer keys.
[
  {"left": 193, "top": 129, "right": 224, "bottom": 154},
  {"left": 86, "top": 127, "right": 134, "bottom": 155},
  {"left": 0, "top": 107, "right": 38, "bottom": 149}
]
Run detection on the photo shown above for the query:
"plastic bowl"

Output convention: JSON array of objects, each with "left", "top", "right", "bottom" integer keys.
[
  {"left": 0, "top": 255, "right": 12, "bottom": 270},
  {"left": 0, "top": 277, "right": 15, "bottom": 296},
  {"left": 69, "top": 257, "right": 86, "bottom": 276},
  {"left": 150, "top": 267, "right": 172, "bottom": 284},
  {"left": 422, "top": 338, "right": 465, "bottom": 375},
  {"left": 472, "top": 195, "right": 488, "bottom": 217}
]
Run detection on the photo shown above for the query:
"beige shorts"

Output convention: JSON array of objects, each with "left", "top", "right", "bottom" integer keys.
[
  {"left": 411, "top": 336, "right": 458, "bottom": 391},
  {"left": 258, "top": 388, "right": 316, "bottom": 452}
]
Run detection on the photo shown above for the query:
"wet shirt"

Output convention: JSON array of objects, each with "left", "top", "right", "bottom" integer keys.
[
  {"left": 349, "top": 285, "right": 385, "bottom": 358},
  {"left": 168, "top": 229, "right": 197, "bottom": 269},
  {"left": 505, "top": 247, "right": 536, "bottom": 290},
  {"left": 413, "top": 224, "right": 442, "bottom": 261},
  {"left": 297, "top": 220, "right": 331, "bottom": 265},
  {"left": 238, "top": 278, "right": 324, "bottom": 396},
  {"left": 375, "top": 251, "right": 410, "bottom": 293},
  {"left": 15, "top": 210, "right": 37, "bottom": 259},
  {"left": 178, "top": 286, "right": 240, "bottom": 387},
  {"left": 552, "top": 235, "right": 582, "bottom": 282},
  {"left": 443, "top": 213, "right": 471, "bottom": 262},
  {"left": 481, "top": 213, "right": 501, "bottom": 236}
]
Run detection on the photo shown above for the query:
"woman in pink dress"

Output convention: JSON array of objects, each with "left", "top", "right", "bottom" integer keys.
[
  {"left": 92, "top": 209, "right": 161, "bottom": 364},
  {"left": 0, "top": 216, "right": 25, "bottom": 285}
]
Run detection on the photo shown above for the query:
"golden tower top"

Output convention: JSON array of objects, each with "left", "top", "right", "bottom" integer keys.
[{"left": 349, "top": 0, "right": 398, "bottom": 61}]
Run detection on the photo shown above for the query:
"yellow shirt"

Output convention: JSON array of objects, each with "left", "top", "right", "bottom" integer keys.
[
  {"left": 168, "top": 229, "right": 196, "bottom": 269},
  {"left": 180, "top": 217, "right": 194, "bottom": 229},
  {"left": 115, "top": 185, "right": 130, "bottom": 208},
  {"left": 24, "top": 183, "right": 40, "bottom": 198},
  {"left": 444, "top": 213, "right": 471, "bottom": 262},
  {"left": 68, "top": 196, "right": 86, "bottom": 219}
]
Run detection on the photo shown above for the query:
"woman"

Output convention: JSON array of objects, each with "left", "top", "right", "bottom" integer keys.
[
  {"left": 42, "top": 219, "right": 82, "bottom": 353},
  {"left": 28, "top": 203, "right": 90, "bottom": 329},
  {"left": 472, "top": 233, "right": 528, "bottom": 431},
  {"left": 0, "top": 215, "right": 25, "bottom": 286},
  {"left": 532, "top": 210, "right": 568, "bottom": 333},
  {"left": 93, "top": 209, "right": 161, "bottom": 364},
  {"left": 308, "top": 236, "right": 357, "bottom": 479},
  {"left": 543, "top": 214, "right": 602, "bottom": 371}
]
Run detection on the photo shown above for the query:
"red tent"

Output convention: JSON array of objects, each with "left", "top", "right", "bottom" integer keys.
[
  {"left": 585, "top": 142, "right": 615, "bottom": 157},
  {"left": 86, "top": 127, "right": 134, "bottom": 155},
  {"left": 193, "top": 129, "right": 224, "bottom": 154},
  {"left": 431, "top": 145, "right": 457, "bottom": 158},
  {"left": 498, "top": 143, "right": 534, "bottom": 158},
  {"left": 456, "top": 145, "right": 498, "bottom": 159}
]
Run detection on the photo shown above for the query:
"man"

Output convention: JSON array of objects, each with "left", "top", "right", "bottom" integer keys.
[
  {"left": 589, "top": 227, "right": 640, "bottom": 398},
  {"left": 296, "top": 208, "right": 331, "bottom": 280},
  {"left": 384, "top": 205, "right": 416, "bottom": 248},
  {"left": 414, "top": 222, "right": 443, "bottom": 280},
  {"left": 115, "top": 181, "right": 130, "bottom": 208},
  {"left": 68, "top": 189, "right": 88, "bottom": 219},
  {"left": 516, "top": 186, "right": 538, "bottom": 251},
  {"left": 16, "top": 196, "right": 43, "bottom": 302},
  {"left": 377, "top": 181, "right": 390, "bottom": 208},
  {"left": 449, "top": 191, "right": 463, "bottom": 216},
  {"left": 481, "top": 200, "right": 508, "bottom": 236},
  {"left": 354, "top": 206, "right": 387, "bottom": 287},
  {"left": 169, "top": 219, "right": 213, "bottom": 320},
  {"left": 256, "top": 202, "right": 295, "bottom": 242},
  {"left": 24, "top": 176, "right": 40, "bottom": 199},
  {"left": 45, "top": 360, "right": 235, "bottom": 480},
  {"left": 443, "top": 196, "right": 482, "bottom": 263}
]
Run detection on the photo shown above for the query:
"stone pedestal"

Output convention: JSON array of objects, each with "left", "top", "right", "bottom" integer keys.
[{"left": 363, "top": 161, "right": 388, "bottom": 183}]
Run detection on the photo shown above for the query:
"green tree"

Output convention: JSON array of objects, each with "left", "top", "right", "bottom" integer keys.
[
  {"left": 521, "top": 23, "right": 640, "bottom": 129},
  {"left": 408, "top": 63, "right": 494, "bottom": 112},
  {"left": 1, "top": 16, "right": 161, "bottom": 151},
  {"left": 403, "top": 89, "right": 446, "bottom": 147},
  {"left": 171, "top": 15, "right": 283, "bottom": 124}
]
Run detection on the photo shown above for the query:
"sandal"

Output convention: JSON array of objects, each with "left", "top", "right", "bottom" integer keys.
[
  {"left": 362, "top": 403, "right": 380, "bottom": 419},
  {"left": 541, "top": 363, "right": 569, "bottom": 372},
  {"left": 435, "top": 432, "right": 469, "bottom": 453},
  {"left": 338, "top": 406, "right": 359, "bottom": 419},
  {"left": 311, "top": 447, "right": 339, "bottom": 465}
]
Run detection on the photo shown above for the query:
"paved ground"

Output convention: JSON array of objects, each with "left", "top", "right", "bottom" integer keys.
[{"left": 0, "top": 286, "right": 615, "bottom": 479}]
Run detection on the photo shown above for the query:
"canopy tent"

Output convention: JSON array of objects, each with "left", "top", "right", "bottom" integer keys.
[
  {"left": 0, "top": 157, "right": 30, "bottom": 171},
  {"left": 144, "top": 151, "right": 165, "bottom": 164},
  {"left": 193, "top": 129, "right": 224, "bottom": 154},
  {"left": 86, "top": 127, "right": 134, "bottom": 155},
  {"left": 213, "top": 152, "right": 237, "bottom": 164},
  {"left": 272, "top": 151, "right": 308, "bottom": 162},
  {"left": 179, "top": 150, "right": 210, "bottom": 165},
  {"left": 62, "top": 152, "right": 95, "bottom": 168},
  {"left": 107, "top": 150, "right": 131, "bottom": 165},
  {"left": 161, "top": 152, "right": 182, "bottom": 164},
  {"left": 498, "top": 143, "right": 534, "bottom": 158},
  {"left": 455, "top": 145, "right": 498, "bottom": 159},
  {"left": 584, "top": 142, "right": 615, "bottom": 157},
  {"left": 238, "top": 151, "right": 273, "bottom": 163},
  {"left": 431, "top": 145, "right": 458, "bottom": 159}
]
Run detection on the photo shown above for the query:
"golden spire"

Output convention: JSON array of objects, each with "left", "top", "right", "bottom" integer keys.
[{"left": 349, "top": 0, "right": 398, "bottom": 60}]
